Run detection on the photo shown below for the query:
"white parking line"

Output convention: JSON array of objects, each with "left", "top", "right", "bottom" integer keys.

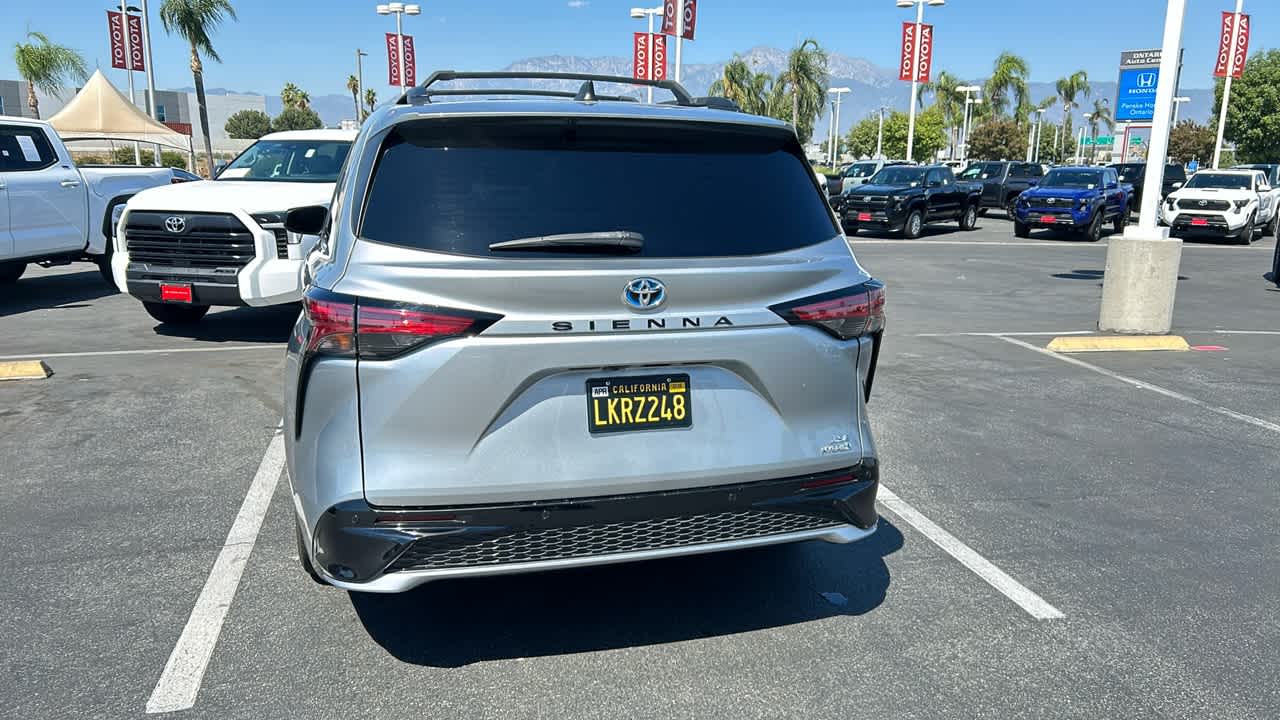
[
  {"left": 146, "top": 431, "right": 285, "bottom": 714},
  {"left": 877, "top": 485, "right": 1066, "bottom": 620},
  {"left": 0, "top": 345, "right": 277, "bottom": 361},
  {"left": 914, "top": 330, "right": 1095, "bottom": 338},
  {"left": 852, "top": 240, "right": 1104, "bottom": 247},
  {"left": 995, "top": 335, "right": 1280, "bottom": 436}
]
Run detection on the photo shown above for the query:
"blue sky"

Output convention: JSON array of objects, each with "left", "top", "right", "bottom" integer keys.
[{"left": 2, "top": 0, "right": 1274, "bottom": 98}]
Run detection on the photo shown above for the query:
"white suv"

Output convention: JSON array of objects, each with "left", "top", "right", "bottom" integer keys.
[
  {"left": 1161, "top": 169, "right": 1277, "bottom": 245},
  {"left": 113, "top": 129, "right": 356, "bottom": 323}
]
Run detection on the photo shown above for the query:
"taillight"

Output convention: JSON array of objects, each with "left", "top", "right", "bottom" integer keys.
[
  {"left": 771, "top": 280, "right": 886, "bottom": 340},
  {"left": 301, "top": 289, "right": 499, "bottom": 359}
]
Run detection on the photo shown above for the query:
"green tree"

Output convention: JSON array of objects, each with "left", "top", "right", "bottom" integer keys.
[
  {"left": 1214, "top": 49, "right": 1280, "bottom": 164},
  {"left": 1167, "top": 120, "right": 1216, "bottom": 165},
  {"left": 984, "top": 52, "right": 1030, "bottom": 120},
  {"left": 364, "top": 87, "right": 378, "bottom": 116},
  {"left": 271, "top": 106, "right": 322, "bottom": 132},
  {"left": 1054, "top": 70, "right": 1090, "bottom": 160},
  {"left": 346, "top": 74, "right": 360, "bottom": 121},
  {"left": 967, "top": 116, "right": 1026, "bottom": 160},
  {"left": 708, "top": 56, "right": 770, "bottom": 116},
  {"left": 160, "top": 0, "right": 238, "bottom": 178},
  {"left": 224, "top": 108, "right": 271, "bottom": 139},
  {"left": 845, "top": 107, "right": 946, "bottom": 163},
  {"left": 12, "top": 30, "right": 88, "bottom": 119},
  {"left": 773, "top": 39, "right": 829, "bottom": 143}
]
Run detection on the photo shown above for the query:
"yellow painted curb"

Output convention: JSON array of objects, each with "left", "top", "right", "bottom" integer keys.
[
  {"left": 0, "top": 360, "right": 52, "bottom": 381},
  {"left": 1047, "top": 335, "right": 1190, "bottom": 353}
]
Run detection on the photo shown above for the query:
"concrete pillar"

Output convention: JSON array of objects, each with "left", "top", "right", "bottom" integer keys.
[{"left": 1098, "top": 227, "right": 1183, "bottom": 334}]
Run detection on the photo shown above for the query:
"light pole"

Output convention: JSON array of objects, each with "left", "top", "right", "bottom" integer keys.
[
  {"left": 897, "top": 0, "right": 944, "bottom": 162},
  {"left": 114, "top": 2, "right": 137, "bottom": 106},
  {"left": 1212, "top": 0, "right": 1245, "bottom": 168},
  {"left": 356, "top": 49, "right": 368, "bottom": 121},
  {"left": 1099, "top": 0, "right": 1188, "bottom": 335},
  {"left": 1079, "top": 115, "right": 1091, "bottom": 164},
  {"left": 377, "top": 3, "right": 421, "bottom": 91},
  {"left": 875, "top": 106, "right": 887, "bottom": 160},
  {"left": 958, "top": 88, "right": 980, "bottom": 163},
  {"left": 1171, "top": 95, "right": 1190, "bottom": 126},
  {"left": 139, "top": 0, "right": 157, "bottom": 121},
  {"left": 630, "top": 6, "right": 663, "bottom": 103},
  {"left": 828, "top": 87, "right": 850, "bottom": 167},
  {"left": 1031, "top": 108, "right": 1046, "bottom": 163}
]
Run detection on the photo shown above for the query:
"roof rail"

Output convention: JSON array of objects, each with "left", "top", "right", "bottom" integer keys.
[
  {"left": 406, "top": 87, "right": 639, "bottom": 103},
  {"left": 398, "top": 70, "right": 696, "bottom": 106},
  {"left": 658, "top": 96, "right": 742, "bottom": 112}
]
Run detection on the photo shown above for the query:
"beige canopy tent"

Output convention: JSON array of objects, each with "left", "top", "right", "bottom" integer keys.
[{"left": 47, "top": 69, "right": 193, "bottom": 165}]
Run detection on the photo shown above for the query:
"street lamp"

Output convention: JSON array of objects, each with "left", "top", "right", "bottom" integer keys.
[
  {"left": 957, "top": 86, "right": 980, "bottom": 163},
  {"left": 1080, "top": 113, "right": 1092, "bottom": 165},
  {"left": 355, "top": 49, "right": 368, "bottom": 122},
  {"left": 630, "top": 6, "right": 663, "bottom": 103},
  {"left": 1030, "top": 107, "right": 1047, "bottom": 163},
  {"left": 896, "top": 0, "right": 945, "bottom": 162},
  {"left": 827, "top": 87, "right": 851, "bottom": 167},
  {"left": 377, "top": 2, "right": 421, "bottom": 91},
  {"left": 1171, "top": 95, "right": 1190, "bottom": 125},
  {"left": 875, "top": 106, "right": 888, "bottom": 160}
]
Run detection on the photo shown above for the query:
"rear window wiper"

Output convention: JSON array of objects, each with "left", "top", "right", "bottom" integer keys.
[{"left": 488, "top": 231, "right": 644, "bottom": 253}]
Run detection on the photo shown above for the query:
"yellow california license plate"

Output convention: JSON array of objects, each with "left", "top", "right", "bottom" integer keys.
[{"left": 587, "top": 373, "right": 692, "bottom": 435}]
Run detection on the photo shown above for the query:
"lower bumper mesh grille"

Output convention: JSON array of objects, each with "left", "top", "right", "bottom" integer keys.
[{"left": 388, "top": 510, "right": 840, "bottom": 571}]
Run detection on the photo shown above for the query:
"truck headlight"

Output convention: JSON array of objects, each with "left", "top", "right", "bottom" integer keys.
[
  {"left": 1232, "top": 200, "right": 1249, "bottom": 213},
  {"left": 251, "top": 211, "right": 304, "bottom": 244}
]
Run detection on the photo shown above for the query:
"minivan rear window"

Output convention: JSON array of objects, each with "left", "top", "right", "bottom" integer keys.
[{"left": 359, "top": 117, "right": 838, "bottom": 257}]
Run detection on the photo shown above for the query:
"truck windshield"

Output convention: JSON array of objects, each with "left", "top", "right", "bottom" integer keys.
[
  {"left": 1042, "top": 169, "right": 1103, "bottom": 189},
  {"left": 844, "top": 162, "right": 878, "bottom": 178},
  {"left": 1184, "top": 173, "right": 1252, "bottom": 190},
  {"left": 958, "top": 162, "right": 1002, "bottom": 180},
  {"left": 217, "top": 139, "right": 352, "bottom": 183},
  {"left": 871, "top": 167, "right": 927, "bottom": 186}
]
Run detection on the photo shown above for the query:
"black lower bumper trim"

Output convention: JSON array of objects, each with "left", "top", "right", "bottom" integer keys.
[
  {"left": 126, "top": 274, "right": 246, "bottom": 307},
  {"left": 313, "top": 462, "right": 879, "bottom": 583}
]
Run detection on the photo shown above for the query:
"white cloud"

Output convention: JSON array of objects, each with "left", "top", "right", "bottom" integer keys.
[{"left": 567, "top": 0, "right": 589, "bottom": 7}]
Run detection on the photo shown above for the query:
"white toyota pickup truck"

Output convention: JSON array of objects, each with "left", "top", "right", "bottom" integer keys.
[
  {"left": 113, "top": 129, "right": 357, "bottom": 324},
  {"left": 1161, "top": 168, "right": 1278, "bottom": 245},
  {"left": 0, "top": 117, "right": 174, "bottom": 285}
]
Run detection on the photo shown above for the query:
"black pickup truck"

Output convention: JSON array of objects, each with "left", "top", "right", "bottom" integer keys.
[
  {"left": 957, "top": 161, "right": 1045, "bottom": 216},
  {"left": 833, "top": 165, "right": 983, "bottom": 238},
  {"left": 1109, "top": 163, "right": 1186, "bottom": 208}
]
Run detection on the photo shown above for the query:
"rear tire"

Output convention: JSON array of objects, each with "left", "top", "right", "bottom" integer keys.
[
  {"left": 959, "top": 204, "right": 978, "bottom": 231},
  {"left": 0, "top": 261, "right": 26, "bottom": 284},
  {"left": 1006, "top": 196, "right": 1018, "bottom": 219},
  {"left": 1264, "top": 211, "right": 1278, "bottom": 238},
  {"left": 902, "top": 209, "right": 924, "bottom": 239},
  {"left": 1112, "top": 205, "right": 1131, "bottom": 235},
  {"left": 295, "top": 517, "right": 327, "bottom": 586},
  {"left": 143, "top": 301, "right": 210, "bottom": 324},
  {"left": 1014, "top": 221, "right": 1030, "bottom": 239}
]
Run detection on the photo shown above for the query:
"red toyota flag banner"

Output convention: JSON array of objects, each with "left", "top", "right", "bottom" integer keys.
[
  {"left": 1214, "top": 11, "right": 1250, "bottom": 79},
  {"left": 108, "top": 11, "right": 146, "bottom": 71},
  {"left": 661, "top": 0, "right": 696, "bottom": 40},
  {"left": 633, "top": 33, "right": 669, "bottom": 81},
  {"left": 898, "top": 22, "right": 933, "bottom": 83},
  {"left": 386, "top": 32, "right": 401, "bottom": 86},
  {"left": 401, "top": 35, "right": 417, "bottom": 87}
]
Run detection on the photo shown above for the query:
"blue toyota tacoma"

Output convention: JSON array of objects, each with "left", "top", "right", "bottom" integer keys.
[{"left": 1013, "top": 166, "right": 1133, "bottom": 241}]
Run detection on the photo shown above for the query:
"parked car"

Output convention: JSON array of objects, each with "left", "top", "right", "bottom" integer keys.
[
  {"left": 1161, "top": 169, "right": 1277, "bottom": 244},
  {"left": 113, "top": 128, "right": 358, "bottom": 324},
  {"left": 957, "top": 160, "right": 1044, "bottom": 216},
  {"left": 282, "top": 71, "right": 883, "bottom": 593},
  {"left": 1110, "top": 162, "right": 1187, "bottom": 208},
  {"left": 840, "top": 158, "right": 911, "bottom": 194},
  {"left": 1234, "top": 163, "right": 1280, "bottom": 215},
  {"left": 1013, "top": 166, "right": 1133, "bottom": 241},
  {"left": 0, "top": 117, "right": 173, "bottom": 285},
  {"left": 834, "top": 164, "right": 982, "bottom": 238}
]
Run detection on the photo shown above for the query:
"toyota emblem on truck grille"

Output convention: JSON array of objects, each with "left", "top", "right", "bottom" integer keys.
[{"left": 164, "top": 216, "right": 186, "bottom": 233}]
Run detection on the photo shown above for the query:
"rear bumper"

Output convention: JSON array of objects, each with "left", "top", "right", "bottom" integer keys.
[{"left": 307, "top": 462, "right": 879, "bottom": 593}]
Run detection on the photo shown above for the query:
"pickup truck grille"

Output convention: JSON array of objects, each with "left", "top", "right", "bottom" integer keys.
[
  {"left": 840, "top": 196, "right": 891, "bottom": 212},
  {"left": 125, "top": 212, "right": 256, "bottom": 268},
  {"left": 1177, "top": 199, "right": 1230, "bottom": 211},
  {"left": 1027, "top": 196, "right": 1080, "bottom": 207}
]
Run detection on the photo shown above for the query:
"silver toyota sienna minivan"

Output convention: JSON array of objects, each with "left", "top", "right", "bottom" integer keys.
[{"left": 283, "top": 71, "right": 884, "bottom": 593}]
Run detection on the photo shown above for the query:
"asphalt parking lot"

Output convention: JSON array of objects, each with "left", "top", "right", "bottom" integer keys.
[{"left": 2, "top": 216, "right": 1277, "bottom": 719}]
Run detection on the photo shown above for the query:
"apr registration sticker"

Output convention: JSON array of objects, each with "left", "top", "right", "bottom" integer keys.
[{"left": 586, "top": 374, "right": 692, "bottom": 435}]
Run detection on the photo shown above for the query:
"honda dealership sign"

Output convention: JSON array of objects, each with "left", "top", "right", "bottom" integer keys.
[{"left": 1115, "top": 50, "right": 1162, "bottom": 123}]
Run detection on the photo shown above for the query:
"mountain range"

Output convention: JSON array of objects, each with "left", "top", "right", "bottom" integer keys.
[{"left": 181, "top": 46, "right": 1215, "bottom": 138}]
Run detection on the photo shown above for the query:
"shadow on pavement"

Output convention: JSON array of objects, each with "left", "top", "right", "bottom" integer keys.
[
  {"left": 0, "top": 270, "right": 116, "bottom": 318},
  {"left": 152, "top": 304, "right": 300, "bottom": 343},
  {"left": 351, "top": 520, "right": 904, "bottom": 667},
  {"left": 1051, "top": 268, "right": 1189, "bottom": 281}
]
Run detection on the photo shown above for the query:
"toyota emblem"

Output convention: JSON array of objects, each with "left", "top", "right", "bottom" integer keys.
[
  {"left": 164, "top": 216, "right": 186, "bottom": 233},
  {"left": 1197, "top": 199, "right": 1208, "bottom": 207},
  {"left": 1046, "top": 198, "right": 1056, "bottom": 204},
  {"left": 622, "top": 277, "right": 666, "bottom": 312}
]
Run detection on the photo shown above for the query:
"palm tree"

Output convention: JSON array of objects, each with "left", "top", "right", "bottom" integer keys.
[
  {"left": 984, "top": 52, "right": 1030, "bottom": 119},
  {"left": 1054, "top": 70, "right": 1090, "bottom": 158},
  {"left": 774, "top": 39, "right": 829, "bottom": 141},
  {"left": 160, "top": 0, "right": 238, "bottom": 177},
  {"left": 1086, "top": 98, "right": 1114, "bottom": 162},
  {"left": 364, "top": 87, "right": 378, "bottom": 116},
  {"left": 280, "top": 83, "right": 310, "bottom": 110},
  {"left": 12, "top": 31, "right": 88, "bottom": 119},
  {"left": 923, "top": 71, "right": 963, "bottom": 158},
  {"left": 708, "top": 56, "right": 769, "bottom": 116},
  {"left": 346, "top": 74, "right": 360, "bottom": 121}
]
